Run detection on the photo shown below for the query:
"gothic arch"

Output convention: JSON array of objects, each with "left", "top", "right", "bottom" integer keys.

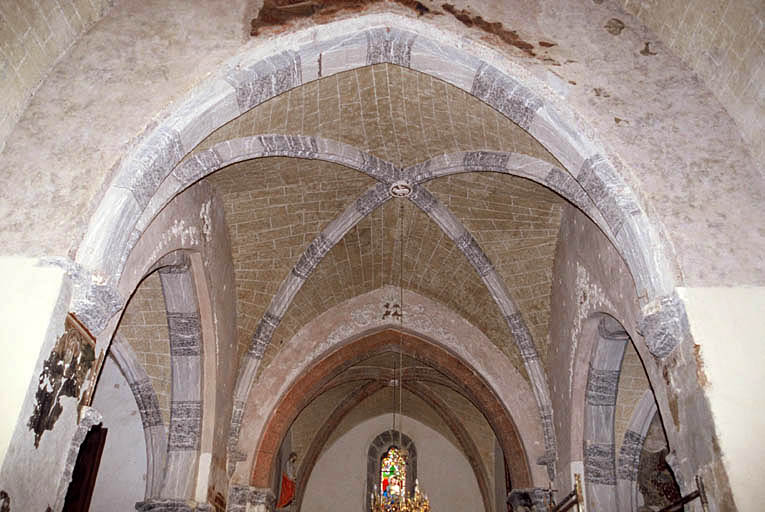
[
  {"left": 245, "top": 327, "right": 535, "bottom": 493},
  {"left": 72, "top": 15, "right": 681, "bottom": 364},
  {"left": 581, "top": 315, "right": 630, "bottom": 511},
  {"left": 109, "top": 335, "right": 166, "bottom": 499},
  {"left": 616, "top": 390, "right": 658, "bottom": 512}
]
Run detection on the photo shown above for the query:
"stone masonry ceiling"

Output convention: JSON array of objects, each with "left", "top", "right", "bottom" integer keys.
[
  {"left": 191, "top": 64, "right": 561, "bottom": 168},
  {"left": 200, "top": 64, "right": 566, "bottom": 379}
]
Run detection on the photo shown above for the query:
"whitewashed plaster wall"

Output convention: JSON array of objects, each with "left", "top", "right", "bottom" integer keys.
[
  {"left": 0, "top": 257, "right": 66, "bottom": 467},
  {"left": 679, "top": 287, "right": 765, "bottom": 512},
  {"left": 90, "top": 355, "right": 147, "bottom": 511},
  {"left": 302, "top": 414, "right": 482, "bottom": 512}
]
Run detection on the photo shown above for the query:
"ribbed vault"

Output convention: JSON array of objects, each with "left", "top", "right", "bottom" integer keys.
[{"left": 206, "top": 157, "right": 376, "bottom": 361}]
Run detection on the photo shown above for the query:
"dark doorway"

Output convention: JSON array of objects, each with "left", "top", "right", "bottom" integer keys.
[{"left": 62, "top": 424, "right": 108, "bottom": 512}]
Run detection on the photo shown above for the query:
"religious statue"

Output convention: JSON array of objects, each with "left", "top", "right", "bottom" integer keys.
[{"left": 276, "top": 452, "right": 298, "bottom": 508}]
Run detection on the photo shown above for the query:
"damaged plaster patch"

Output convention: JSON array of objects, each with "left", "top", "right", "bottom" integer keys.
[
  {"left": 569, "top": 262, "right": 614, "bottom": 395},
  {"left": 146, "top": 218, "right": 202, "bottom": 266},
  {"left": 250, "top": 0, "right": 432, "bottom": 36},
  {"left": 604, "top": 18, "right": 625, "bottom": 36},
  {"left": 200, "top": 199, "right": 213, "bottom": 243},
  {"left": 28, "top": 315, "right": 96, "bottom": 448},
  {"left": 441, "top": 3, "right": 535, "bottom": 56}
]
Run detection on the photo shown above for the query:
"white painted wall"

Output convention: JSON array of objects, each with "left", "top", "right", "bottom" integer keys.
[
  {"left": 303, "top": 414, "right": 482, "bottom": 512},
  {"left": 0, "top": 257, "right": 65, "bottom": 467},
  {"left": 90, "top": 356, "right": 147, "bottom": 511},
  {"left": 679, "top": 287, "right": 765, "bottom": 512}
]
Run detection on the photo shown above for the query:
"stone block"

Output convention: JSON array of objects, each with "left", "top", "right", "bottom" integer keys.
[
  {"left": 456, "top": 233, "right": 492, "bottom": 277},
  {"left": 129, "top": 377, "right": 163, "bottom": 428},
  {"left": 409, "top": 185, "right": 436, "bottom": 213},
  {"left": 584, "top": 442, "right": 616, "bottom": 485},
  {"left": 168, "top": 400, "right": 202, "bottom": 451},
  {"left": 174, "top": 148, "right": 223, "bottom": 187},
  {"left": 506, "top": 312, "right": 539, "bottom": 362},
  {"left": 354, "top": 183, "right": 390, "bottom": 217},
  {"left": 114, "top": 127, "right": 185, "bottom": 210},
  {"left": 463, "top": 151, "right": 509, "bottom": 172},
  {"left": 292, "top": 234, "right": 333, "bottom": 279},
  {"left": 544, "top": 166, "right": 589, "bottom": 210},
  {"left": 358, "top": 152, "right": 398, "bottom": 183},
  {"left": 639, "top": 292, "right": 686, "bottom": 358},
  {"left": 617, "top": 429, "right": 644, "bottom": 481},
  {"left": 77, "top": 186, "right": 142, "bottom": 279},
  {"left": 586, "top": 367, "right": 620, "bottom": 406},
  {"left": 68, "top": 265, "right": 125, "bottom": 335},
  {"left": 256, "top": 134, "right": 318, "bottom": 158},
  {"left": 365, "top": 28, "right": 417, "bottom": 68},
  {"left": 471, "top": 63, "right": 542, "bottom": 130},
  {"left": 167, "top": 312, "right": 202, "bottom": 357},
  {"left": 224, "top": 51, "right": 302, "bottom": 112},
  {"left": 577, "top": 154, "right": 639, "bottom": 236}
]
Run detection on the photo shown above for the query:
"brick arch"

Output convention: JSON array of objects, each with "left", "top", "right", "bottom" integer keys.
[
  {"left": 249, "top": 329, "right": 533, "bottom": 492},
  {"left": 73, "top": 15, "right": 680, "bottom": 361}
]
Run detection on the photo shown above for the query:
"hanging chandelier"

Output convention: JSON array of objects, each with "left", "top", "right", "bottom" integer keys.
[
  {"left": 370, "top": 479, "right": 431, "bottom": 512},
  {"left": 370, "top": 183, "right": 432, "bottom": 512}
]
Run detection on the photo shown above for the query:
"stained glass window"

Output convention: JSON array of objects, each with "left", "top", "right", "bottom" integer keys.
[{"left": 380, "top": 447, "right": 406, "bottom": 498}]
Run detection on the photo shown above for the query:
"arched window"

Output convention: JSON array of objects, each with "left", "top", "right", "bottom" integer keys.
[
  {"left": 365, "top": 430, "right": 417, "bottom": 512},
  {"left": 380, "top": 446, "right": 406, "bottom": 497}
]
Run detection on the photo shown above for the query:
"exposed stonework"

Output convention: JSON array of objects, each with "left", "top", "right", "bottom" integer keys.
[
  {"left": 639, "top": 292, "right": 688, "bottom": 358},
  {"left": 168, "top": 401, "right": 202, "bottom": 451},
  {"left": 193, "top": 64, "right": 558, "bottom": 170},
  {"left": 0, "top": 3, "right": 761, "bottom": 511},
  {"left": 207, "top": 157, "right": 376, "bottom": 363},
  {"left": 585, "top": 367, "right": 621, "bottom": 407},
  {"left": 583, "top": 442, "right": 616, "bottom": 486},
  {"left": 471, "top": 63, "right": 543, "bottom": 130}
]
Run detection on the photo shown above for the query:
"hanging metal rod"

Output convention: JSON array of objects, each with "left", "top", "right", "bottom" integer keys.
[{"left": 658, "top": 475, "right": 708, "bottom": 512}]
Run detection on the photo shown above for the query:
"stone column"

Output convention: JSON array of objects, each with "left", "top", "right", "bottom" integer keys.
[{"left": 160, "top": 263, "right": 203, "bottom": 501}]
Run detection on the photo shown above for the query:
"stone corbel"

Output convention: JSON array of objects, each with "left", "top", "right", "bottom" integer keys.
[
  {"left": 638, "top": 292, "right": 687, "bottom": 358},
  {"left": 41, "top": 257, "right": 125, "bottom": 336}
]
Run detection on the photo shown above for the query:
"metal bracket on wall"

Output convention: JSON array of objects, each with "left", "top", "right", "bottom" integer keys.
[
  {"left": 658, "top": 475, "right": 709, "bottom": 512},
  {"left": 550, "top": 473, "right": 582, "bottom": 512}
]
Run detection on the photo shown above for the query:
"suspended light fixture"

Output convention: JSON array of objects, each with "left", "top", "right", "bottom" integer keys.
[{"left": 370, "top": 182, "right": 432, "bottom": 512}]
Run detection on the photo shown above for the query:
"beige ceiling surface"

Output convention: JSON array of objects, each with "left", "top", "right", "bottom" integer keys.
[
  {"left": 426, "top": 173, "right": 564, "bottom": 364},
  {"left": 325, "top": 387, "right": 459, "bottom": 454},
  {"left": 206, "top": 157, "right": 376, "bottom": 361},
  {"left": 263, "top": 199, "right": 525, "bottom": 376},
  {"left": 191, "top": 64, "right": 559, "bottom": 168}
]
